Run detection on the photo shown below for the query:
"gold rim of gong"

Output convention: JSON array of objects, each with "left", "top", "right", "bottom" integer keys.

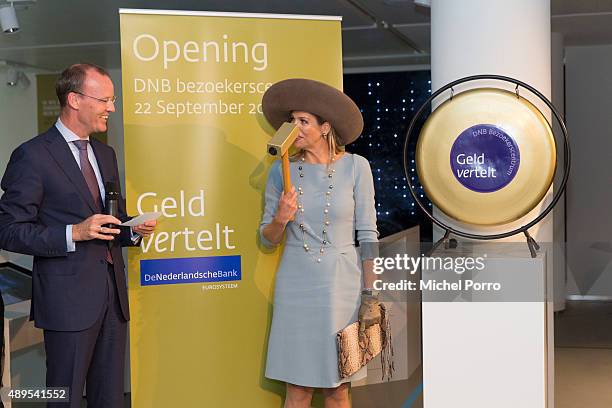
[{"left": 416, "top": 88, "right": 556, "bottom": 226}]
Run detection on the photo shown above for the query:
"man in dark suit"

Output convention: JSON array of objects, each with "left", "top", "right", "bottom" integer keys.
[{"left": 0, "top": 63, "right": 156, "bottom": 407}]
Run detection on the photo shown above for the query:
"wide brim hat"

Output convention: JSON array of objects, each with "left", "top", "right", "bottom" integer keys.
[{"left": 262, "top": 78, "right": 364, "bottom": 146}]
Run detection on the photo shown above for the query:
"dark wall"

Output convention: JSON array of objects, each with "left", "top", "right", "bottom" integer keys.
[{"left": 344, "top": 70, "right": 432, "bottom": 240}]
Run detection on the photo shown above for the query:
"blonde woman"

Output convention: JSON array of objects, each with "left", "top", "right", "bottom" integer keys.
[{"left": 260, "top": 79, "right": 380, "bottom": 408}]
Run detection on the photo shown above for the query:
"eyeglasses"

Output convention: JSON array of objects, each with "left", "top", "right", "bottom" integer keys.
[{"left": 73, "top": 91, "right": 117, "bottom": 104}]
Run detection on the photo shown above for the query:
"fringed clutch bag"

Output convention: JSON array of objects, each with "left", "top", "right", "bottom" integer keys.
[{"left": 337, "top": 303, "right": 394, "bottom": 380}]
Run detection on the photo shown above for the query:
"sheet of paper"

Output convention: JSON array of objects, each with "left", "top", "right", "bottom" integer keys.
[{"left": 120, "top": 211, "right": 162, "bottom": 227}]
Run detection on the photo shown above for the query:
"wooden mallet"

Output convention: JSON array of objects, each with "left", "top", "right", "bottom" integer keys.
[{"left": 267, "top": 122, "right": 299, "bottom": 194}]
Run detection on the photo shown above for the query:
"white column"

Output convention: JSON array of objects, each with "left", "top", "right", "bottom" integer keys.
[
  {"left": 424, "top": 2, "right": 554, "bottom": 408},
  {"left": 551, "top": 32, "right": 566, "bottom": 312},
  {"left": 431, "top": 0, "right": 552, "bottom": 243},
  {"left": 431, "top": 0, "right": 551, "bottom": 96}
]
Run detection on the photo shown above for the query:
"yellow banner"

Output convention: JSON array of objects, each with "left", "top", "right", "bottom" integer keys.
[{"left": 119, "top": 10, "right": 342, "bottom": 407}]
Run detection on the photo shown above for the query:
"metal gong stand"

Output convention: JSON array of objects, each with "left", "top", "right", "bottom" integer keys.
[{"left": 403, "top": 74, "right": 571, "bottom": 257}]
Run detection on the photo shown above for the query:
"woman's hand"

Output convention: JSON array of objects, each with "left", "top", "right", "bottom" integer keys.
[
  {"left": 262, "top": 187, "right": 298, "bottom": 246},
  {"left": 358, "top": 293, "right": 382, "bottom": 333},
  {"left": 274, "top": 187, "right": 298, "bottom": 225}
]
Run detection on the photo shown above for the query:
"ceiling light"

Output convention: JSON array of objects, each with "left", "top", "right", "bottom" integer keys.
[
  {"left": 6, "top": 67, "right": 29, "bottom": 88},
  {"left": 6, "top": 67, "right": 17, "bottom": 85},
  {"left": 0, "top": 4, "right": 19, "bottom": 33}
]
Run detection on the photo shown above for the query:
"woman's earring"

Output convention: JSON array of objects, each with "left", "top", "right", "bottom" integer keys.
[{"left": 322, "top": 133, "right": 328, "bottom": 138}]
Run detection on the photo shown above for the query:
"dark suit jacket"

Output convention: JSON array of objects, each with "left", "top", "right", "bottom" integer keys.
[{"left": 0, "top": 126, "right": 135, "bottom": 331}]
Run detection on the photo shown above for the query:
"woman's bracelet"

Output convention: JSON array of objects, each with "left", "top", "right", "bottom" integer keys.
[{"left": 361, "top": 288, "right": 379, "bottom": 296}]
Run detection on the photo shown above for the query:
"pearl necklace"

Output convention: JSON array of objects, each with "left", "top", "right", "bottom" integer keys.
[{"left": 296, "top": 154, "right": 337, "bottom": 263}]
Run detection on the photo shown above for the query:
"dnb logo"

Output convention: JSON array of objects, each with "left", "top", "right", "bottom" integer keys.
[{"left": 450, "top": 124, "right": 520, "bottom": 193}]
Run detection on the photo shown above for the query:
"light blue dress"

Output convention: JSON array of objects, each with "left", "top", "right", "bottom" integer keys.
[{"left": 260, "top": 153, "right": 378, "bottom": 388}]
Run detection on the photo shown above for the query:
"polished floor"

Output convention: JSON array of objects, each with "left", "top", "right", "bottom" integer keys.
[
  {"left": 555, "top": 348, "right": 612, "bottom": 408},
  {"left": 554, "top": 300, "right": 612, "bottom": 408},
  {"left": 11, "top": 301, "right": 612, "bottom": 407}
]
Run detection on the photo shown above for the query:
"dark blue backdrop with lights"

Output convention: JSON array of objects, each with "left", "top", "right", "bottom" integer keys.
[{"left": 343, "top": 70, "right": 432, "bottom": 240}]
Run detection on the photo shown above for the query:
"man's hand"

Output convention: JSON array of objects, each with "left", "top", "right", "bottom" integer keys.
[
  {"left": 72, "top": 214, "right": 121, "bottom": 242},
  {"left": 133, "top": 219, "right": 157, "bottom": 238}
]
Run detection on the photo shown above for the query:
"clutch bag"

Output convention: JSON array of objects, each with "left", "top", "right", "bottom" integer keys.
[{"left": 336, "top": 303, "right": 394, "bottom": 380}]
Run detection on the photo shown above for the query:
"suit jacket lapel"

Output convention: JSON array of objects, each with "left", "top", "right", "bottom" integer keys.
[{"left": 43, "top": 127, "right": 98, "bottom": 213}]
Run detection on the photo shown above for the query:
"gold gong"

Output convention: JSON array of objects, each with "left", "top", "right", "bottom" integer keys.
[{"left": 416, "top": 88, "right": 556, "bottom": 226}]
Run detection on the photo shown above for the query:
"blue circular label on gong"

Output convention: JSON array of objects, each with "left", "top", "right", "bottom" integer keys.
[{"left": 450, "top": 124, "right": 520, "bottom": 193}]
